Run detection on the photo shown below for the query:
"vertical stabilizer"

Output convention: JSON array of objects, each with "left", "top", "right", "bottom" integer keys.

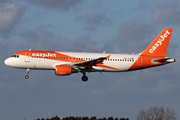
[{"left": 141, "top": 29, "right": 173, "bottom": 57}]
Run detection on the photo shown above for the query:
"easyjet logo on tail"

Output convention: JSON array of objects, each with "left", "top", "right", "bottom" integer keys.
[{"left": 149, "top": 30, "right": 171, "bottom": 53}]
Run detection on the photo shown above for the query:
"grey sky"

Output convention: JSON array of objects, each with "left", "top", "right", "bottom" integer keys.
[{"left": 1, "top": 0, "right": 180, "bottom": 120}]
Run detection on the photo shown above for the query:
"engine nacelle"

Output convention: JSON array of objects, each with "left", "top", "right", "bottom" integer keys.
[{"left": 55, "top": 65, "right": 78, "bottom": 76}]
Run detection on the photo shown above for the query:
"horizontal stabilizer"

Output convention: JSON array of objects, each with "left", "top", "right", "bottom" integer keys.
[{"left": 152, "top": 58, "right": 175, "bottom": 64}]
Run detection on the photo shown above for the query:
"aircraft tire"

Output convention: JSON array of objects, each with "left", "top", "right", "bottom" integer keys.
[
  {"left": 82, "top": 76, "right": 88, "bottom": 82},
  {"left": 25, "top": 75, "right": 29, "bottom": 79}
]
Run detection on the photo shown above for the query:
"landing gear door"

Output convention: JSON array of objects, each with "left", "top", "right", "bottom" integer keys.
[{"left": 25, "top": 52, "right": 30, "bottom": 62}]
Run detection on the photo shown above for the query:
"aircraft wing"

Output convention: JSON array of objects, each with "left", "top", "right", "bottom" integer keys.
[
  {"left": 74, "top": 55, "right": 110, "bottom": 67},
  {"left": 62, "top": 55, "right": 111, "bottom": 69}
]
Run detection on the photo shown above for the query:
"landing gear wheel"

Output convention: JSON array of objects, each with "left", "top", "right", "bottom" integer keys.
[
  {"left": 82, "top": 76, "right": 88, "bottom": 82},
  {"left": 25, "top": 75, "right": 29, "bottom": 79}
]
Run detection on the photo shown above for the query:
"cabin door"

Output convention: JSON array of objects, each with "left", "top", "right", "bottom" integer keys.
[
  {"left": 137, "top": 56, "right": 142, "bottom": 66},
  {"left": 25, "top": 52, "right": 30, "bottom": 62}
]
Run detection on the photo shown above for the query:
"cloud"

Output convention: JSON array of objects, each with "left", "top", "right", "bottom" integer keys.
[
  {"left": 0, "top": 0, "right": 12, "bottom": 4},
  {"left": 154, "top": 79, "right": 176, "bottom": 92},
  {"left": 117, "top": 18, "right": 152, "bottom": 41},
  {"left": 75, "top": 12, "right": 112, "bottom": 31},
  {"left": 0, "top": 2, "right": 25, "bottom": 37},
  {"left": 111, "top": 0, "right": 180, "bottom": 54},
  {"left": 23, "top": 0, "right": 83, "bottom": 11},
  {"left": 150, "top": 1, "right": 180, "bottom": 26},
  {"left": 112, "top": 17, "right": 154, "bottom": 53},
  {"left": 19, "top": 24, "right": 101, "bottom": 52},
  {"left": 139, "top": 1, "right": 150, "bottom": 10},
  {"left": 92, "top": 0, "right": 103, "bottom": 9},
  {"left": 138, "top": 0, "right": 180, "bottom": 26},
  {"left": 83, "top": 26, "right": 95, "bottom": 31}
]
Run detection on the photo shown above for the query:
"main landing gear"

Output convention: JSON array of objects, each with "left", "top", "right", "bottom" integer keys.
[
  {"left": 81, "top": 72, "right": 88, "bottom": 82},
  {"left": 25, "top": 68, "right": 29, "bottom": 79}
]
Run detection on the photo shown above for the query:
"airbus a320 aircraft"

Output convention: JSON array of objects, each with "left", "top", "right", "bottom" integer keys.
[{"left": 4, "top": 29, "right": 175, "bottom": 81}]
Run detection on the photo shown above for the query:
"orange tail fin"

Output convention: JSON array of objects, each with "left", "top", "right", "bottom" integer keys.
[{"left": 141, "top": 29, "right": 173, "bottom": 57}]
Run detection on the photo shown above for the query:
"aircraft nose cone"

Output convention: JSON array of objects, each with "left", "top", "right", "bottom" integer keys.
[
  {"left": 4, "top": 59, "right": 8, "bottom": 65},
  {"left": 4, "top": 58, "right": 11, "bottom": 66},
  {"left": 4, "top": 59, "right": 7, "bottom": 65}
]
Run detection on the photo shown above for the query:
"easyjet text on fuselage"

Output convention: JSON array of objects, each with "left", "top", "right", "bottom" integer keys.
[{"left": 32, "top": 53, "right": 56, "bottom": 57}]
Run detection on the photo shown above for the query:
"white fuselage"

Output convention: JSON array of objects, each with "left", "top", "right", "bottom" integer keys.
[{"left": 4, "top": 52, "right": 139, "bottom": 72}]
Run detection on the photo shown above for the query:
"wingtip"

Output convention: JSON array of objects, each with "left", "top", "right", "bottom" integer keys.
[{"left": 106, "top": 55, "right": 111, "bottom": 60}]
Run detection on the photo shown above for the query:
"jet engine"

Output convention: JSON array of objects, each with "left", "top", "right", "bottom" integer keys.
[{"left": 55, "top": 65, "right": 78, "bottom": 76}]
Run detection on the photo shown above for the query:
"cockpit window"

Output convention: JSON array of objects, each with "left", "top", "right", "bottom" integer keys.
[{"left": 11, "top": 55, "right": 19, "bottom": 58}]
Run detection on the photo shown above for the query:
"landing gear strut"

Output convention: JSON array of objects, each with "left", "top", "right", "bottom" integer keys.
[
  {"left": 25, "top": 68, "right": 29, "bottom": 79},
  {"left": 81, "top": 72, "right": 88, "bottom": 82}
]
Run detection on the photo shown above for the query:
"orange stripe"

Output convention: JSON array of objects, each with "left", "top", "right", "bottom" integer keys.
[
  {"left": 97, "top": 64, "right": 119, "bottom": 70},
  {"left": 15, "top": 51, "right": 86, "bottom": 63},
  {"left": 15, "top": 51, "right": 119, "bottom": 70}
]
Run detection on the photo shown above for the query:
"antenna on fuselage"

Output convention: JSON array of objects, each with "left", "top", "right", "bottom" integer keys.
[
  {"left": 29, "top": 49, "right": 31, "bottom": 51},
  {"left": 103, "top": 51, "right": 105, "bottom": 54}
]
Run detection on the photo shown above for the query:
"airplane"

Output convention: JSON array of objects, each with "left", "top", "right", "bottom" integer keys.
[{"left": 4, "top": 29, "right": 175, "bottom": 82}]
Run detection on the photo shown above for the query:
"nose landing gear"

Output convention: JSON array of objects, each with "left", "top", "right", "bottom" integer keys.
[
  {"left": 81, "top": 72, "right": 88, "bottom": 82},
  {"left": 25, "top": 68, "right": 29, "bottom": 79}
]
